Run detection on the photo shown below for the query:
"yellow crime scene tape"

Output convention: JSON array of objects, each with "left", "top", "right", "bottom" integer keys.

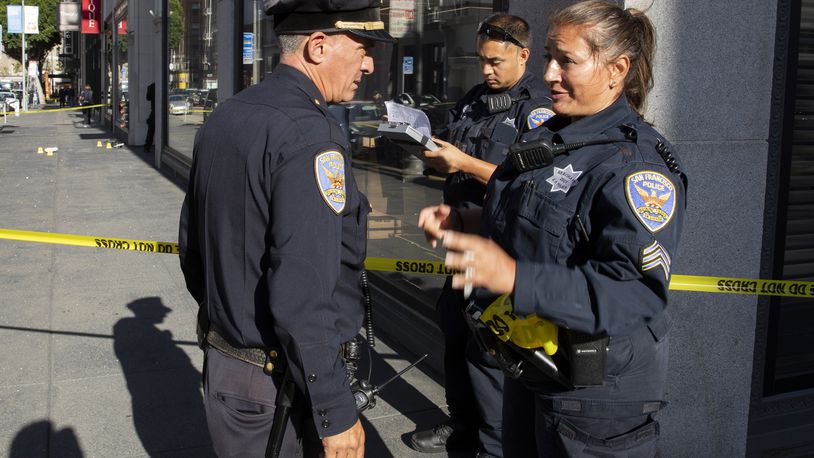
[
  {"left": 0, "top": 228, "right": 178, "bottom": 255},
  {"left": 1, "top": 103, "right": 109, "bottom": 116},
  {"left": 1, "top": 228, "right": 813, "bottom": 298}
]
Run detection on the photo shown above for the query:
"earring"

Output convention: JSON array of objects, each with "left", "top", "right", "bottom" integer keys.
[{"left": 610, "top": 80, "right": 617, "bottom": 88}]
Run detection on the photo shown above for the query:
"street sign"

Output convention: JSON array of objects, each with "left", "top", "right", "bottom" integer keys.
[
  {"left": 403, "top": 56, "right": 414, "bottom": 75},
  {"left": 243, "top": 33, "right": 254, "bottom": 65}
]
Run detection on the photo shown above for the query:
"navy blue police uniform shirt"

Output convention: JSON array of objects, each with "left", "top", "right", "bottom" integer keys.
[
  {"left": 442, "top": 72, "right": 553, "bottom": 208},
  {"left": 179, "top": 64, "right": 369, "bottom": 438},
  {"left": 480, "top": 95, "right": 687, "bottom": 337}
]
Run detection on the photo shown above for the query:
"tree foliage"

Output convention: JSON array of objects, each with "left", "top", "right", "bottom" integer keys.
[
  {"left": 0, "top": 0, "right": 62, "bottom": 64},
  {"left": 169, "top": 0, "right": 183, "bottom": 51}
]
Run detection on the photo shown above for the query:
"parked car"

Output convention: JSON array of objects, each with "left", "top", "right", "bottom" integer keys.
[
  {"left": 0, "top": 91, "right": 18, "bottom": 112},
  {"left": 168, "top": 95, "right": 191, "bottom": 115}
]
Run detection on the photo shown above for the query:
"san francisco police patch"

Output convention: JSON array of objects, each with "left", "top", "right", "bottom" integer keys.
[
  {"left": 625, "top": 171, "right": 676, "bottom": 232},
  {"left": 315, "top": 150, "right": 346, "bottom": 214},
  {"left": 527, "top": 107, "right": 555, "bottom": 130}
]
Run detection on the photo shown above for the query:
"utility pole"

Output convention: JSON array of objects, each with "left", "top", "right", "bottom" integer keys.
[{"left": 21, "top": 0, "right": 27, "bottom": 111}]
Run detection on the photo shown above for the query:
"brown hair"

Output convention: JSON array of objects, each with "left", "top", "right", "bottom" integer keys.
[{"left": 549, "top": 0, "right": 656, "bottom": 115}]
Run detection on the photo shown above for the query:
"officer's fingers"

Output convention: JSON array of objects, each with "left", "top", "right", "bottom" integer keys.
[
  {"left": 432, "top": 137, "right": 451, "bottom": 147},
  {"left": 419, "top": 206, "right": 449, "bottom": 247},
  {"left": 417, "top": 205, "right": 438, "bottom": 229},
  {"left": 422, "top": 148, "right": 439, "bottom": 158},
  {"left": 441, "top": 230, "right": 483, "bottom": 253}
]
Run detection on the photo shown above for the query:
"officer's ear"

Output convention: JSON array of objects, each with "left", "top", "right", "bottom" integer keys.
[
  {"left": 518, "top": 47, "right": 530, "bottom": 66},
  {"left": 304, "top": 32, "right": 330, "bottom": 64},
  {"left": 607, "top": 54, "right": 630, "bottom": 89}
]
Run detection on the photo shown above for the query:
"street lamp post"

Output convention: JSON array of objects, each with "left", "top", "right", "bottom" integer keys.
[{"left": 21, "top": 0, "right": 27, "bottom": 112}]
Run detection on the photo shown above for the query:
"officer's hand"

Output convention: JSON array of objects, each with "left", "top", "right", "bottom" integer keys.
[
  {"left": 418, "top": 204, "right": 457, "bottom": 248},
  {"left": 441, "top": 230, "right": 516, "bottom": 295},
  {"left": 322, "top": 419, "right": 365, "bottom": 458},
  {"left": 423, "top": 138, "right": 467, "bottom": 174}
]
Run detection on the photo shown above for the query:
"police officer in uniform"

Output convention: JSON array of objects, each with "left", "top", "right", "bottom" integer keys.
[
  {"left": 178, "top": 1, "right": 394, "bottom": 456},
  {"left": 409, "top": 14, "right": 553, "bottom": 458},
  {"left": 419, "top": 1, "right": 687, "bottom": 456}
]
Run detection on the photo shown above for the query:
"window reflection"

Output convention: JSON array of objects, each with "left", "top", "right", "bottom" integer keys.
[
  {"left": 165, "top": 0, "right": 496, "bottom": 308},
  {"left": 167, "top": 0, "right": 218, "bottom": 158}
]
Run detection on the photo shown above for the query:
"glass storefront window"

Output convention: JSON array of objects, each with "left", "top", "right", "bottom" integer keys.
[
  {"left": 104, "top": 18, "right": 113, "bottom": 126},
  {"left": 167, "top": 1, "right": 495, "bottom": 310},
  {"left": 241, "top": 0, "right": 277, "bottom": 88},
  {"left": 230, "top": 0, "right": 496, "bottom": 310},
  {"left": 116, "top": 8, "right": 129, "bottom": 132},
  {"left": 168, "top": 0, "right": 218, "bottom": 159}
]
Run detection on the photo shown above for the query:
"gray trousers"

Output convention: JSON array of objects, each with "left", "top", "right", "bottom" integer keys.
[{"left": 203, "top": 347, "right": 321, "bottom": 457}]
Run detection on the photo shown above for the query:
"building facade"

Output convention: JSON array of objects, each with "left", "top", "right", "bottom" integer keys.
[{"left": 78, "top": 0, "right": 814, "bottom": 455}]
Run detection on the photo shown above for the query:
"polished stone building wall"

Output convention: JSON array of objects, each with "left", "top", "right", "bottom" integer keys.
[{"left": 508, "top": 1, "right": 777, "bottom": 455}]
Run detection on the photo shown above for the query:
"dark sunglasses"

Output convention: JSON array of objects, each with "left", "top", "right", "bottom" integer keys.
[{"left": 477, "top": 23, "right": 526, "bottom": 48}]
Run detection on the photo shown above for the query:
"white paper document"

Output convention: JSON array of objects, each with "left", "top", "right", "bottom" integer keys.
[{"left": 384, "top": 101, "right": 432, "bottom": 138}]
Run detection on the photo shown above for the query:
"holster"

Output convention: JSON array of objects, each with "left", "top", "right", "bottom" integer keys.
[
  {"left": 463, "top": 308, "right": 573, "bottom": 389},
  {"left": 196, "top": 302, "right": 209, "bottom": 349}
]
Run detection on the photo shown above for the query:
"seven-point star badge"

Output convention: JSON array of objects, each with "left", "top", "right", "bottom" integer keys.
[{"left": 546, "top": 164, "right": 582, "bottom": 193}]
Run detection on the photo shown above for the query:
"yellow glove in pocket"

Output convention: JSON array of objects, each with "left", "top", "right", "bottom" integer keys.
[{"left": 478, "top": 294, "right": 559, "bottom": 355}]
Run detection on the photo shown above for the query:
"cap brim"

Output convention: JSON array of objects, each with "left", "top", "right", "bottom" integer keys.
[{"left": 346, "top": 28, "right": 396, "bottom": 43}]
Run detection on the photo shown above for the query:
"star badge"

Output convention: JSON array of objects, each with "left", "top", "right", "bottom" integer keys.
[{"left": 546, "top": 164, "right": 582, "bottom": 193}]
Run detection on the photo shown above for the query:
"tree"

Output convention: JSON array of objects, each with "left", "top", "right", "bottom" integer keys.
[
  {"left": 0, "top": 0, "right": 62, "bottom": 65},
  {"left": 169, "top": 0, "right": 183, "bottom": 51}
]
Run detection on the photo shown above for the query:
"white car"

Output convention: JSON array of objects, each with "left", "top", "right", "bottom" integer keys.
[
  {"left": 168, "top": 95, "right": 190, "bottom": 115},
  {"left": 0, "top": 91, "right": 17, "bottom": 110}
]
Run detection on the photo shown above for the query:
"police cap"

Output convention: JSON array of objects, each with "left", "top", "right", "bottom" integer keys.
[{"left": 265, "top": 0, "right": 396, "bottom": 43}]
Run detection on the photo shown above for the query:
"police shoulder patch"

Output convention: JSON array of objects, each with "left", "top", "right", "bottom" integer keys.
[
  {"left": 315, "top": 150, "right": 346, "bottom": 214},
  {"left": 527, "top": 107, "right": 555, "bottom": 130},
  {"left": 625, "top": 170, "right": 676, "bottom": 232}
]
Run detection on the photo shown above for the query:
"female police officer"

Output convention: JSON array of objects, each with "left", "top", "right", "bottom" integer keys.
[{"left": 419, "top": 1, "right": 687, "bottom": 456}]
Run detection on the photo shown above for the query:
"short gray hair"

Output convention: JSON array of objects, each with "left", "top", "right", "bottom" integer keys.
[{"left": 278, "top": 34, "right": 307, "bottom": 55}]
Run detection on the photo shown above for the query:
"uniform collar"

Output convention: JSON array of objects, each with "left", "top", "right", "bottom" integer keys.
[
  {"left": 273, "top": 63, "right": 329, "bottom": 110},
  {"left": 551, "top": 95, "right": 635, "bottom": 145},
  {"left": 507, "top": 71, "right": 534, "bottom": 98},
  {"left": 476, "top": 71, "right": 533, "bottom": 97}
]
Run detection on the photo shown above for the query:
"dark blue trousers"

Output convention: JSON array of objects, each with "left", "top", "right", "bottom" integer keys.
[
  {"left": 203, "top": 347, "right": 321, "bottom": 457},
  {"left": 437, "top": 278, "right": 505, "bottom": 456},
  {"left": 503, "top": 320, "right": 670, "bottom": 458}
]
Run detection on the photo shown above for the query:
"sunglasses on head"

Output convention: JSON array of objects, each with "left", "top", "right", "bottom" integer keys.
[{"left": 477, "top": 23, "right": 525, "bottom": 48}]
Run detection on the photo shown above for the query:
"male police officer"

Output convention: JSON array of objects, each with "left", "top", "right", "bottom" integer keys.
[
  {"left": 178, "top": 1, "right": 393, "bottom": 456},
  {"left": 409, "top": 14, "right": 553, "bottom": 457}
]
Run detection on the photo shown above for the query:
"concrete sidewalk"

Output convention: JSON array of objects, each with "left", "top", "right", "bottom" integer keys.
[{"left": 0, "top": 109, "right": 458, "bottom": 457}]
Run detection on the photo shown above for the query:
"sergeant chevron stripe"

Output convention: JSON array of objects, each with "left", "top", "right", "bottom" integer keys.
[{"left": 641, "top": 240, "right": 671, "bottom": 281}]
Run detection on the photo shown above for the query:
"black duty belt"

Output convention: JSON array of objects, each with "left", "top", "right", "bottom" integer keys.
[{"left": 206, "top": 326, "right": 284, "bottom": 375}]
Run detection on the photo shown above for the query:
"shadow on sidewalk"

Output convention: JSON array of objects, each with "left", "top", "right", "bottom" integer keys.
[
  {"left": 9, "top": 420, "right": 83, "bottom": 457},
  {"left": 113, "top": 297, "right": 214, "bottom": 456},
  {"left": 356, "top": 334, "right": 450, "bottom": 457}
]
